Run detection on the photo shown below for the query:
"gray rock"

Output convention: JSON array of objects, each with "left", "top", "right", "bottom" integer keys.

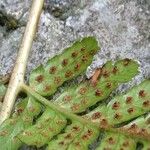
[
  {"left": 0, "top": 0, "right": 31, "bottom": 20},
  {"left": 0, "top": 0, "right": 150, "bottom": 94}
]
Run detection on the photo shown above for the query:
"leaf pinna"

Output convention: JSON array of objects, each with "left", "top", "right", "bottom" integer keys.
[
  {"left": 85, "top": 80, "right": 150, "bottom": 126},
  {"left": 29, "top": 37, "right": 100, "bottom": 96},
  {"left": 54, "top": 59, "right": 139, "bottom": 113}
]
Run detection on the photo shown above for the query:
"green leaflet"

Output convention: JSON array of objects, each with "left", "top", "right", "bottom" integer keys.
[
  {"left": 96, "top": 132, "right": 136, "bottom": 150},
  {"left": 0, "top": 97, "right": 41, "bottom": 150},
  {"left": 47, "top": 121, "right": 99, "bottom": 150},
  {"left": 18, "top": 107, "right": 67, "bottom": 147},
  {"left": 84, "top": 80, "right": 150, "bottom": 150},
  {"left": 54, "top": 59, "right": 139, "bottom": 113},
  {"left": 29, "top": 37, "right": 99, "bottom": 96},
  {"left": 85, "top": 80, "right": 150, "bottom": 125}
]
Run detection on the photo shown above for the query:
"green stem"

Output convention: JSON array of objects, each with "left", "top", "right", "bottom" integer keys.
[{"left": 21, "top": 83, "right": 150, "bottom": 141}]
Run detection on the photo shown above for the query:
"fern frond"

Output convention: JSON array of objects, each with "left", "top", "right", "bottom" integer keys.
[{"left": 0, "top": 36, "right": 149, "bottom": 150}]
